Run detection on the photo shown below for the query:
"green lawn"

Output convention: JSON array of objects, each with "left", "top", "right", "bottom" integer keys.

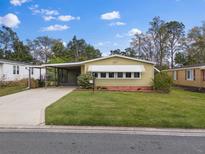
[
  {"left": 45, "top": 89, "right": 205, "bottom": 128},
  {"left": 0, "top": 85, "right": 27, "bottom": 97}
]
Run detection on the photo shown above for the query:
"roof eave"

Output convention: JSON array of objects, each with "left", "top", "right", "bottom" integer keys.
[{"left": 82, "top": 55, "right": 156, "bottom": 65}]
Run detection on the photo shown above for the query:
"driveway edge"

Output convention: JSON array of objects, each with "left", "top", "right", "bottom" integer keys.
[{"left": 0, "top": 125, "right": 205, "bottom": 136}]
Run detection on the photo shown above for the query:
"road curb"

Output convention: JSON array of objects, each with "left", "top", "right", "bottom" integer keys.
[{"left": 0, "top": 125, "right": 205, "bottom": 136}]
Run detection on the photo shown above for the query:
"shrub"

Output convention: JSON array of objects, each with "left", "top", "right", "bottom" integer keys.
[
  {"left": 0, "top": 79, "right": 41, "bottom": 89},
  {"left": 96, "top": 86, "right": 108, "bottom": 90},
  {"left": 77, "top": 73, "right": 94, "bottom": 89},
  {"left": 153, "top": 72, "right": 173, "bottom": 93},
  {"left": 38, "top": 80, "right": 45, "bottom": 87},
  {"left": 30, "top": 79, "right": 39, "bottom": 88}
]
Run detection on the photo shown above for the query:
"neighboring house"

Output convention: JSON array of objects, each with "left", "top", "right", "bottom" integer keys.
[
  {"left": 167, "top": 64, "right": 205, "bottom": 89},
  {"left": 42, "top": 55, "right": 157, "bottom": 91},
  {"left": 0, "top": 59, "right": 45, "bottom": 81}
]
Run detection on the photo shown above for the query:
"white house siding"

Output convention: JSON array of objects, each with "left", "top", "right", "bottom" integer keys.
[
  {"left": 0, "top": 63, "right": 45, "bottom": 81},
  {"left": 0, "top": 64, "right": 3, "bottom": 80}
]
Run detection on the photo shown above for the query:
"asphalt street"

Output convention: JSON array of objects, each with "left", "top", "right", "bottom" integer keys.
[{"left": 0, "top": 132, "right": 204, "bottom": 154}]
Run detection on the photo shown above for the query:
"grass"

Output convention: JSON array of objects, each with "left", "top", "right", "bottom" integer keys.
[
  {"left": 0, "top": 85, "right": 27, "bottom": 97},
  {"left": 45, "top": 88, "right": 205, "bottom": 128}
]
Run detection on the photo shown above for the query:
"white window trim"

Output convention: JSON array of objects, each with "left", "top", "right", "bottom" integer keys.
[
  {"left": 186, "top": 69, "right": 194, "bottom": 81},
  {"left": 95, "top": 72, "right": 141, "bottom": 80},
  {"left": 13, "top": 65, "right": 16, "bottom": 75},
  {"left": 125, "top": 72, "right": 132, "bottom": 79},
  {"left": 99, "top": 72, "right": 107, "bottom": 79},
  {"left": 17, "top": 65, "right": 20, "bottom": 75},
  {"left": 108, "top": 72, "right": 115, "bottom": 79},
  {"left": 133, "top": 72, "right": 141, "bottom": 79},
  {"left": 173, "top": 71, "right": 177, "bottom": 80},
  {"left": 116, "top": 72, "right": 124, "bottom": 79},
  {"left": 13, "top": 65, "right": 20, "bottom": 75}
]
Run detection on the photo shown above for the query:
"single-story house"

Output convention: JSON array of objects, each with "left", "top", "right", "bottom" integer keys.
[
  {"left": 167, "top": 64, "right": 205, "bottom": 89},
  {"left": 0, "top": 59, "right": 45, "bottom": 81},
  {"left": 41, "top": 55, "right": 157, "bottom": 91}
]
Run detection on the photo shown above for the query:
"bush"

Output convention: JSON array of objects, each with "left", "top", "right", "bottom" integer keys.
[
  {"left": 30, "top": 79, "right": 39, "bottom": 88},
  {"left": 153, "top": 72, "right": 173, "bottom": 93},
  {"left": 77, "top": 73, "right": 94, "bottom": 89},
  {"left": 0, "top": 79, "right": 40, "bottom": 89},
  {"left": 38, "top": 80, "right": 45, "bottom": 87}
]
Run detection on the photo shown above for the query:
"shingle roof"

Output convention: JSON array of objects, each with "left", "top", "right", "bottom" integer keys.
[
  {"left": 175, "top": 63, "right": 205, "bottom": 69},
  {"left": 0, "top": 59, "right": 33, "bottom": 65},
  {"left": 169, "top": 63, "right": 205, "bottom": 71}
]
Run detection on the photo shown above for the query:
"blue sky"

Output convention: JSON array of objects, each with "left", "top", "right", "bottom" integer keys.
[{"left": 1, "top": 0, "right": 205, "bottom": 55}]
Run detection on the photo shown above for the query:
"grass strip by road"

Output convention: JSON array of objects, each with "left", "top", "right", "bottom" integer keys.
[{"left": 46, "top": 88, "right": 205, "bottom": 128}]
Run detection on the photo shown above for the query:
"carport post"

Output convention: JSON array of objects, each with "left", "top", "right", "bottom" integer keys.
[
  {"left": 45, "top": 66, "right": 47, "bottom": 88},
  {"left": 39, "top": 68, "right": 42, "bottom": 81},
  {"left": 57, "top": 68, "right": 59, "bottom": 86},
  {"left": 54, "top": 67, "right": 57, "bottom": 86},
  {"left": 28, "top": 67, "right": 31, "bottom": 89}
]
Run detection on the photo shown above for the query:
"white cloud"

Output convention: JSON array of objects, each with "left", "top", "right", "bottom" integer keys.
[
  {"left": 128, "top": 28, "right": 142, "bottom": 36},
  {"left": 43, "top": 16, "right": 56, "bottom": 21},
  {"left": 42, "top": 24, "right": 69, "bottom": 32},
  {"left": 58, "top": 15, "right": 80, "bottom": 22},
  {"left": 97, "top": 42, "right": 104, "bottom": 46},
  {"left": 0, "top": 13, "right": 20, "bottom": 28},
  {"left": 42, "top": 9, "right": 59, "bottom": 16},
  {"left": 101, "top": 11, "right": 120, "bottom": 20},
  {"left": 116, "top": 33, "right": 124, "bottom": 38},
  {"left": 29, "top": 5, "right": 80, "bottom": 23},
  {"left": 10, "top": 0, "right": 30, "bottom": 6},
  {"left": 95, "top": 41, "right": 111, "bottom": 47},
  {"left": 109, "top": 21, "right": 126, "bottom": 26},
  {"left": 29, "top": 5, "right": 59, "bottom": 16}
]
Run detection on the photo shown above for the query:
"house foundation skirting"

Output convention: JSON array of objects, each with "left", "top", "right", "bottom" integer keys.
[
  {"left": 174, "top": 85, "right": 205, "bottom": 92},
  {"left": 101, "top": 86, "right": 153, "bottom": 92}
]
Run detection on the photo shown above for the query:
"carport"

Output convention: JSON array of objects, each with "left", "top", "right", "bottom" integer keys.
[
  {"left": 29, "top": 62, "right": 83, "bottom": 88},
  {"left": 44, "top": 62, "right": 83, "bottom": 86}
]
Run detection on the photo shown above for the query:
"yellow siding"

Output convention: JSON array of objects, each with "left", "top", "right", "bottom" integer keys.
[
  {"left": 168, "top": 68, "right": 205, "bottom": 88},
  {"left": 82, "top": 57, "right": 154, "bottom": 87},
  {"left": 80, "top": 65, "right": 84, "bottom": 74}
]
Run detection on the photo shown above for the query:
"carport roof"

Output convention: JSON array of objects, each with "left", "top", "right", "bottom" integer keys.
[{"left": 41, "top": 62, "right": 84, "bottom": 68}]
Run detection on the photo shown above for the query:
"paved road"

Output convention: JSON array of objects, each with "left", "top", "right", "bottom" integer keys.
[
  {"left": 0, "top": 132, "right": 204, "bottom": 154},
  {"left": 0, "top": 87, "right": 75, "bottom": 126}
]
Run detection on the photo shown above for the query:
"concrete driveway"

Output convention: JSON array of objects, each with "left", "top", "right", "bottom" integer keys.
[{"left": 0, "top": 87, "right": 75, "bottom": 126}]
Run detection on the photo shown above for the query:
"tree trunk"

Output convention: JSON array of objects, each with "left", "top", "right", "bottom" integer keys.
[{"left": 171, "top": 52, "right": 174, "bottom": 68}]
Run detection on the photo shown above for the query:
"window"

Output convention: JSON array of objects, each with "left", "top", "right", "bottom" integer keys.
[
  {"left": 100, "top": 72, "right": 106, "bottom": 78},
  {"left": 13, "top": 65, "right": 20, "bottom": 74},
  {"left": 31, "top": 68, "right": 34, "bottom": 75},
  {"left": 134, "top": 72, "right": 140, "bottom": 78},
  {"left": 93, "top": 72, "right": 98, "bottom": 78},
  {"left": 13, "top": 65, "right": 16, "bottom": 74},
  {"left": 109, "top": 72, "right": 114, "bottom": 78},
  {"left": 186, "top": 69, "right": 194, "bottom": 80},
  {"left": 203, "top": 71, "right": 205, "bottom": 81},
  {"left": 126, "top": 72, "right": 132, "bottom": 78},
  {"left": 117, "top": 72, "right": 123, "bottom": 78},
  {"left": 17, "top": 66, "right": 19, "bottom": 74},
  {"left": 173, "top": 71, "right": 177, "bottom": 80}
]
